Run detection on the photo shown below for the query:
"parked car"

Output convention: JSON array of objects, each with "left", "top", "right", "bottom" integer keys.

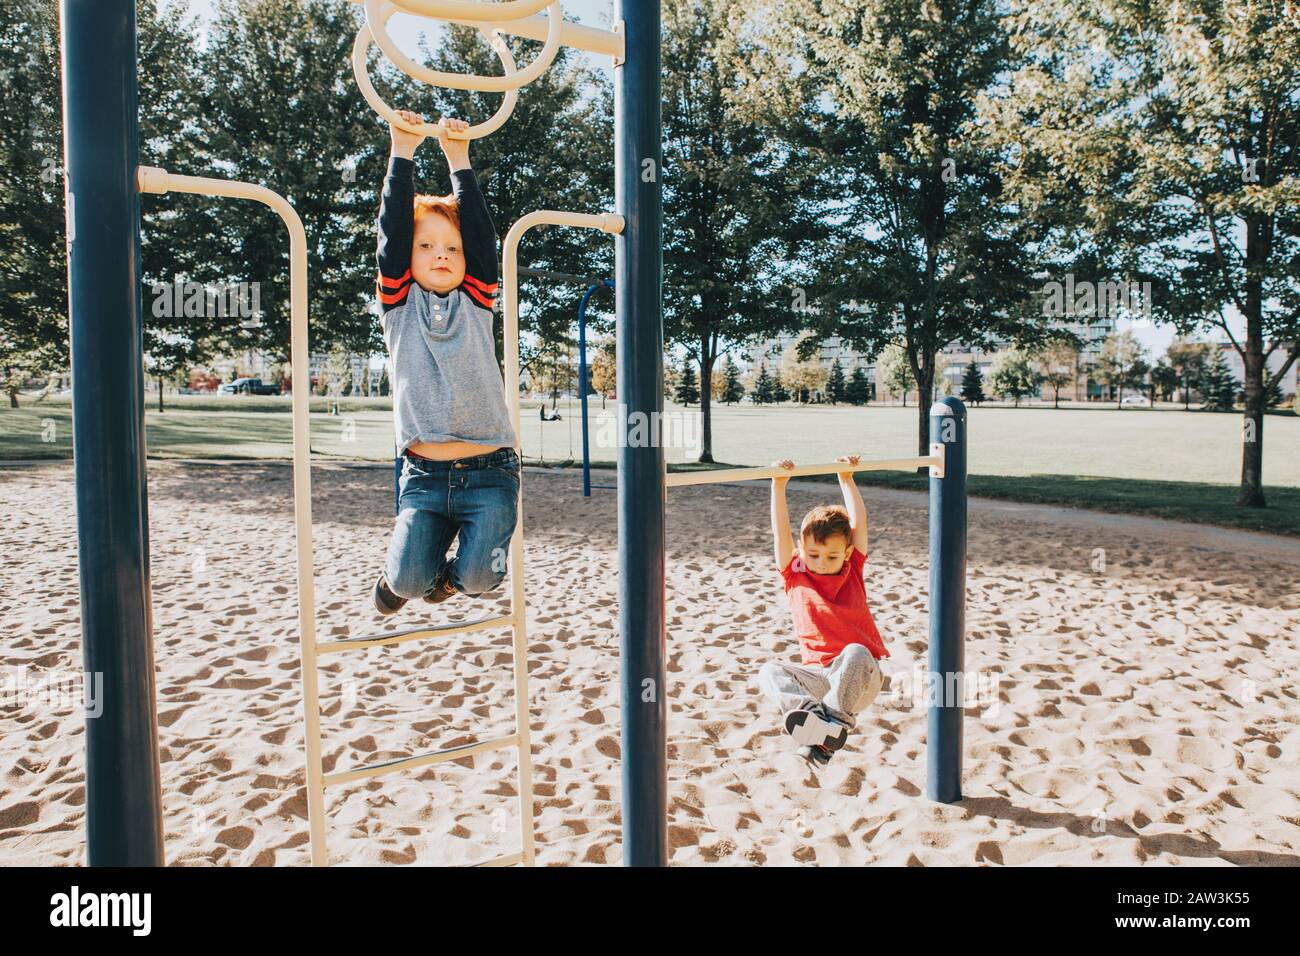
[
  {"left": 1120, "top": 394, "right": 1151, "bottom": 406},
  {"left": 218, "top": 377, "right": 281, "bottom": 396}
]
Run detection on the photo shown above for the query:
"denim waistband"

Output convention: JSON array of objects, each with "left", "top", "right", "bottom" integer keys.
[{"left": 404, "top": 446, "right": 519, "bottom": 470}]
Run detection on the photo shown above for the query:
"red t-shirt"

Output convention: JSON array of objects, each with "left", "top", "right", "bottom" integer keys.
[{"left": 780, "top": 546, "right": 888, "bottom": 667}]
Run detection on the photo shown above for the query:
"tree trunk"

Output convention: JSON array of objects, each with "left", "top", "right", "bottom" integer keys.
[
  {"left": 914, "top": 362, "right": 934, "bottom": 470},
  {"left": 1053, "top": 386, "right": 1060, "bottom": 409},
  {"left": 698, "top": 342, "right": 715, "bottom": 464},
  {"left": 158, "top": 378, "right": 165, "bottom": 413},
  {"left": 1237, "top": 215, "right": 1268, "bottom": 507}
]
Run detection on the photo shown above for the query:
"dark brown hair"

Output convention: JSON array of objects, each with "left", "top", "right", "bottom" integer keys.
[{"left": 800, "top": 505, "right": 851, "bottom": 546}]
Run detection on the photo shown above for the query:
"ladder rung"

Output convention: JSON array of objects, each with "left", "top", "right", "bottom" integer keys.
[
  {"left": 317, "top": 613, "right": 515, "bottom": 655},
  {"left": 323, "top": 733, "right": 520, "bottom": 787},
  {"left": 474, "top": 851, "right": 524, "bottom": 867}
]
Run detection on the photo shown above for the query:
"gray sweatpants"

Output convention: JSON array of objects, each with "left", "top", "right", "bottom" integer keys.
[{"left": 757, "top": 643, "right": 883, "bottom": 731}]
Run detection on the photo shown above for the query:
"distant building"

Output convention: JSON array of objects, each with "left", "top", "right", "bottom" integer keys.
[
  {"left": 742, "top": 332, "right": 876, "bottom": 402},
  {"left": 1217, "top": 341, "right": 1297, "bottom": 400}
]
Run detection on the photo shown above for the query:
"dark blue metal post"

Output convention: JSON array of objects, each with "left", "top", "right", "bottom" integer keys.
[
  {"left": 578, "top": 279, "right": 614, "bottom": 497},
  {"left": 926, "top": 397, "right": 967, "bottom": 803},
  {"left": 615, "top": 0, "right": 666, "bottom": 865},
  {"left": 61, "top": 0, "right": 165, "bottom": 864}
]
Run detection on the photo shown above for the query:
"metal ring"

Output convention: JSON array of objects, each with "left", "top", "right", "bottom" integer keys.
[
  {"left": 365, "top": 0, "right": 562, "bottom": 93},
  {"left": 352, "top": 18, "right": 519, "bottom": 139}
]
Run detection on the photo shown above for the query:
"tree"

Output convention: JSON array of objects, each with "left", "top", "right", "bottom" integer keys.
[
  {"left": 753, "top": 362, "right": 774, "bottom": 404},
  {"left": 720, "top": 355, "right": 745, "bottom": 404},
  {"left": 751, "top": 0, "right": 1039, "bottom": 458},
  {"left": 590, "top": 337, "right": 616, "bottom": 409},
  {"left": 674, "top": 360, "right": 699, "bottom": 406},
  {"left": 660, "top": 0, "right": 823, "bottom": 462},
  {"left": 779, "top": 333, "right": 828, "bottom": 403},
  {"left": 0, "top": 0, "right": 70, "bottom": 408},
  {"left": 987, "top": 0, "right": 1300, "bottom": 506},
  {"left": 1166, "top": 339, "right": 1212, "bottom": 409},
  {"left": 960, "top": 362, "right": 986, "bottom": 406},
  {"left": 378, "top": 366, "right": 390, "bottom": 397},
  {"left": 772, "top": 373, "right": 790, "bottom": 404},
  {"left": 1035, "top": 340, "right": 1079, "bottom": 408},
  {"left": 989, "top": 349, "right": 1040, "bottom": 407},
  {"left": 878, "top": 343, "right": 915, "bottom": 406},
  {"left": 845, "top": 365, "right": 872, "bottom": 405},
  {"left": 1200, "top": 349, "right": 1238, "bottom": 412},
  {"left": 826, "top": 358, "right": 846, "bottom": 404},
  {"left": 1094, "top": 332, "right": 1147, "bottom": 408},
  {"left": 1150, "top": 361, "right": 1179, "bottom": 403}
]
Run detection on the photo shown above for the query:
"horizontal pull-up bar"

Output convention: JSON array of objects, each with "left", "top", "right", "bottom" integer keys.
[{"left": 664, "top": 448, "right": 945, "bottom": 487}]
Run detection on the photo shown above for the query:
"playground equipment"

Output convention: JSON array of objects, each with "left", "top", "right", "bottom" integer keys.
[{"left": 60, "top": 0, "right": 963, "bottom": 869}]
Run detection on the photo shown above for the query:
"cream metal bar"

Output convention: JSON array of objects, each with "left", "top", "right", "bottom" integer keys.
[
  {"left": 345, "top": 0, "right": 623, "bottom": 139},
  {"left": 664, "top": 447, "right": 946, "bottom": 488},
  {"left": 500, "top": 209, "right": 623, "bottom": 868},
  {"left": 364, "top": 0, "right": 563, "bottom": 95},
  {"left": 352, "top": 14, "right": 521, "bottom": 139},
  {"left": 346, "top": 0, "right": 624, "bottom": 57},
  {"left": 136, "top": 165, "right": 329, "bottom": 866},
  {"left": 135, "top": 166, "right": 545, "bottom": 867}
]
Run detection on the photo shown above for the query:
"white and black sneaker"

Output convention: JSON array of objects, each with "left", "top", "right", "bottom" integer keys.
[
  {"left": 797, "top": 744, "right": 834, "bottom": 771},
  {"left": 783, "top": 702, "right": 849, "bottom": 752}
]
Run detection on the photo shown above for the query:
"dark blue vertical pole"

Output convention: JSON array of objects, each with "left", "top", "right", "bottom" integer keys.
[
  {"left": 615, "top": 0, "right": 666, "bottom": 865},
  {"left": 61, "top": 0, "right": 164, "bottom": 865},
  {"left": 927, "top": 396, "right": 967, "bottom": 803},
  {"left": 578, "top": 280, "right": 613, "bottom": 497}
]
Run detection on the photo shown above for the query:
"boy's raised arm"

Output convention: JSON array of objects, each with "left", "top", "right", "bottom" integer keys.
[
  {"left": 771, "top": 460, "right": 795, "bottom": 573},
  {"left": 376, "top": 155, "right": 415, "bottom": 313},
  {"left": 450, "top": 167, "right": 499, "bottom": 310},
  {"left": 837, "top": 456, "right": 870, "bottom": 556}
]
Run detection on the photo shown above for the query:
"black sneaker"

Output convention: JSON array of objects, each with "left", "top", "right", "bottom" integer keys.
[
  {"left": 372, "top": 571, "right": 406, "bottom": 616},
  {"left": 797, "top": 744, "right": 833, "bottom": 771},
  {"left": 783, "top": 702, "right": 848, "bottom": 752},
  {"left": 422, "top": 568, "right": 457, "bottom": 604}
]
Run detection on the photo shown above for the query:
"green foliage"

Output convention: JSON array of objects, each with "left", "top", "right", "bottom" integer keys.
[
  {"left": 960, "top": 362, "right": 986, "bottom": 406},
  {"left": 1200, "top": 349, "right": 1239, "bottom": 412},
  {"left": 826, "top": 358, "right": 846, "bottom": 404},
  {"left": 720, "top": 355, "right": 745, "bottom": 404},
  {"left": 845, "top": 365, "right": 872, "bottom": 406},
  {"left": 989, "top": 349, "right": 1041, "bottom": 407},
  {"left": 752, "top": 362, "right": 774, "bottom": 404},
  {"left": 0, "top": 0, "right": 69, "bottom": 403},
  {"left": 674, "top": 360, "right": 699, "bottom": 405}
]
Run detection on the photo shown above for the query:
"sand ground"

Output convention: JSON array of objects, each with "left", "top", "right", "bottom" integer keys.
[{"left": 2, "top": 460, "right": 1298, "bottom": 866}]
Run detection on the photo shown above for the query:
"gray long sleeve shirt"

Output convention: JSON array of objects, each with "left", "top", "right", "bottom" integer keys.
[{"left": 375, "top": 156, "right": 517, "bottom": 453}]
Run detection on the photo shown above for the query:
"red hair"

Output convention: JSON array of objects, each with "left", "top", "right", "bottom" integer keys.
[{"left": 413, "top": 193, "right": 460, "bottom": 231}]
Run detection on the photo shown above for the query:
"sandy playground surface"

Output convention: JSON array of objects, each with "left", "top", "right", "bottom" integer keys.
[{"left": 1, "top": 460, "right": 1298, "bottom": 866}]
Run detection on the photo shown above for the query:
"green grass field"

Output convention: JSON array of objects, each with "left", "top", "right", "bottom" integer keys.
[{"left": 4, "top": 394, "right": 1297, "bottom": 534}]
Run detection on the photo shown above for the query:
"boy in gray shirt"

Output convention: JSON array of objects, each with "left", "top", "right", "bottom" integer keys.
[{"left": 371, "top": 110, "right": 521, "bottom": 615}]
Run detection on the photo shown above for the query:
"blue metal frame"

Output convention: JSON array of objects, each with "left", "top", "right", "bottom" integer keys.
[
  {"left": 927, "top": 397, "right": 967, "bottom": 803},
  {"left": 615, "top": 0, "right": 667, "bottom": 866},
  {"left": 61, "top": 0, "right": 165, "bottom": 865}
]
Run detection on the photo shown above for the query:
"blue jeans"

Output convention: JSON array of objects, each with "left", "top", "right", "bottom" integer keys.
[{"left": 383, "top": 447, "right": 520, "bottom": 600}]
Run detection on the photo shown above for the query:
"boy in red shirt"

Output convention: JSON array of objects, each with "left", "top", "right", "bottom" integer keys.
[{"left": 760, "top": 455, "right": 886, "bottom": 772}]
